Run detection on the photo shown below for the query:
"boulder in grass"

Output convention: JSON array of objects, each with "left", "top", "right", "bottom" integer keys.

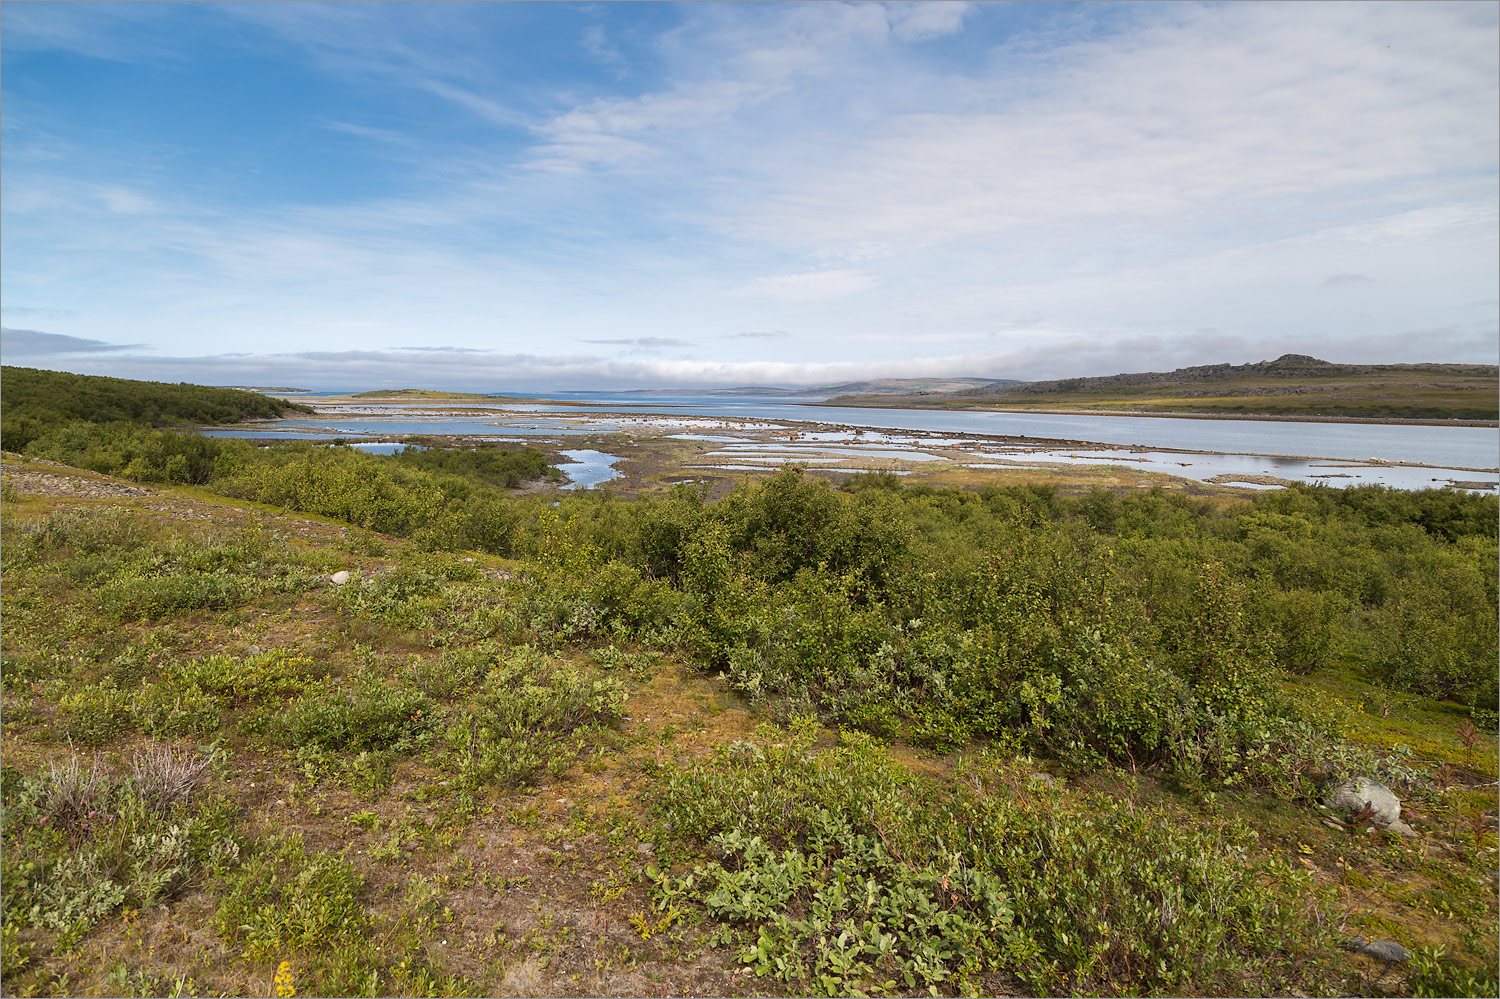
[
  {"left": 1342, "top": 937, "right": 1411, "bottom": 963},
  {"left": 329, "top": 570, "right": 351, "bottom": 585},
  {"left": 1324, "top": 777, "right": 1401, "bottom": 828}
]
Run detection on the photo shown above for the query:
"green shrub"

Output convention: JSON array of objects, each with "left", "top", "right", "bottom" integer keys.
[
  {"left": 441, "top": 647, "right": 626, "bottom": 793},
  {"left": 649, "top": 727, "right": 1341, "bottom": 996},
  {"left": 131, "top": 682, "right": 224, "bottom": 737},
  {"left": 174, "top": 649, "right": 322, "bottom": 705},
  {"left": 97, "top": 571, "right": 248, "bottom": 620},
  {"left": 279, "top": 675, "right": 431, "bottom": 755},
  {"left": 1408, "top": 945, "right": 1500, "bottom": 998},
  {"left": 223, "top": 448, "right": 447, "bottom": 536},
  {"left": 389, "top": 442, "right": 555, "bottom": 489},
  {"left": 335, "top": 551, "right": 483, "bottom": 628},
  {"left": 56, "top": 683, "right": 133, "bottom": 747},
  {"left": 213, "top": 834, "right": 366, "bottom": 957},
  {"left": 2, "top": 365, "right": 309, "bottom": 451}
]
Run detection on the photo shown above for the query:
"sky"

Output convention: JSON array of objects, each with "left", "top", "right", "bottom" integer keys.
[{"left": 2, "top": 1, "right": 1497, "bottom": 392}]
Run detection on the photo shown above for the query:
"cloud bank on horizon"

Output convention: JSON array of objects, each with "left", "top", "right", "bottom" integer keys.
[{"left": 2, "top": 1, "right": 1496, "bottom": 391}]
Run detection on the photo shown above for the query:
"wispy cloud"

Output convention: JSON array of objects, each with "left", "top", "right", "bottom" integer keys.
[
  {"left": 579, "top": 337, "right": 693, "bottom": 348},
  {"left": 1, "top": 328, "right": 143, "bottom": 356},
  {"left": 319, "top": 119, "right": 414, "bottom": 146},
  {"left": 3, "top": 2, "right": 1495, "bottom": 383},
  {"left": 0, "top": 3, "right": 179, "bottom": 62},
  {"left": 734, "top": 269, "right": 875, "bottom": 303},
  {"left": 1, "top": 306, "right": 77, "bottom": 320},
  {"left": 886, "top": 2, "right": 974, "bottom": 42}
]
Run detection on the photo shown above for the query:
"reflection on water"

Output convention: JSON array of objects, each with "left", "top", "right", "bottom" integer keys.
[
  {"left": 968, "top": 447, "right": 1496, "bottom": 491},
  {"left": 347, "top": 442, "right": 423, "bottom": 456},
  {"left": 560, "top": 450, "right": 624, "bottom": 490},
  {"left": 203, "top": 395, "right": 1498, "bottom": 494},
  {"left": 690, "top": 465, "right": 913, "bottom": 475}
]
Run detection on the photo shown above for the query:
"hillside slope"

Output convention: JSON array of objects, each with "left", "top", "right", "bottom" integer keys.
[
  {"left": 1, "top": 450, "right": 1496, "bottom": 997},
  {"left": 1, "top": 366, "right": 314, "bottom": 450},
  {"left": 821, "top": 355, "right": 1499, "bottom": 421}
]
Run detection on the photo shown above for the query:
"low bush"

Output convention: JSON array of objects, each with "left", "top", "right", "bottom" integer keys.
[
  {"left": 174, "top": 648, "right": 323, "bottom": 706},
  {"left": 0, "top": 748, "right": 240, "bottom": 941},
  {"left": 55, "top": 683, "right": 133, "bottom": 747},
  {"left": 279, "top": 675, "right": 432, "bottom": 755},
  {"left": 441, "top": 646, "right": 626, "bottom": 794},
  {"left": 649, "top": 724, "right": 1341, "bottom": 996},
  {"left": 213, "top": 833, "right": 366, "bottom": 958}
]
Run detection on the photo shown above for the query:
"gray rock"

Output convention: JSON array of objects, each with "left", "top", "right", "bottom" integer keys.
[
  {"left": 1343, "top": 937, "right": 1411, "bottom": 962},
  {"left": 245, "top": 644, "right": 262, "bottom": 656},
  {"left": 1324, "top": 777, "right": 1401, "bottom": 828},
  {"left": 329, "top": 570, "right": 351, "bottom": 585},
  {"left": 1385, "top": 819, "right": 1419, "bottom": 839}
]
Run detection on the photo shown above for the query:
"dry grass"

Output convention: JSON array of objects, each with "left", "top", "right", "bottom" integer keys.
[
  {"left": 131, "top": 743, "right": 217, "bottom": 816},
  {"left": 43, "top": 753, "right": 110, "bottom": 832}
]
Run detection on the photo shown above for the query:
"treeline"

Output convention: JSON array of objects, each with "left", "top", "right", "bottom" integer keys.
[
  {"left": 17, "top": 421, "right": 559, "bottom": 537},
  {"left": 0, "top": 366, "right": 313, "bottom": 451},
  {"left": 391, "top": 443, "right": 554, "bottom": 489}
]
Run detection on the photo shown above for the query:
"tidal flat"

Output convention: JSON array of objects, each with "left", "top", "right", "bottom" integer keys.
[{"left": 208, "top": 396, "right": 1500, "bottom": 495}]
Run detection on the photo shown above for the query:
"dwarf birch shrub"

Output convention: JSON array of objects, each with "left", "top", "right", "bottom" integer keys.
[
  {"left": 213, "top": 833, "right": 366, "bottom": 958},
  {"left": 279, "top": 675, "right": 431, "bottom": 755},
  {"left": 440, "top": 646, "right": 626, "bottom": 793},
  {"left": 649, "top": 728, "right": 1340, "bottom": 997}
]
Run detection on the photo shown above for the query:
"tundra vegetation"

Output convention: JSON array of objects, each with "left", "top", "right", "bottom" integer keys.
[{"left": 1, "top": 371, "right": 1496, "bottom": 997}]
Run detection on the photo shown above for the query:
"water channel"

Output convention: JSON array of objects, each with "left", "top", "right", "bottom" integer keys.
[{"left": 206, "top": 395, "right": 1498, "bottom": 492}]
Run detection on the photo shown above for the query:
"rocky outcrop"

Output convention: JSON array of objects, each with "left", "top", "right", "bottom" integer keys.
[
  {"left": 1, "top": 469, "right": 151, "bottom": 498},
  {"left": 1323, "top": 777, "right": 1418, "bottom": 837}
]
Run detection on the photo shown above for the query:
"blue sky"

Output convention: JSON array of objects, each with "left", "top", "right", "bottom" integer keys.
[{"left": 2, "top": 1, "right": 1496, "bottom": 391}]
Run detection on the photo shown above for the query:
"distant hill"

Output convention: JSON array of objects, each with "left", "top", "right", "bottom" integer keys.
[
  {"left": 818, "top": 355, "right": 1499, "bottom": 422},
  {"left": 603, "top": 377, "right": 1014, "bottom": 398},
  {"left": 350, "top": 388, "right": 499, "bottom": 400},
  {"left": 1, "top": 366, "right": 314, "bottom": 451},
  {"left": 812, "top": 376, "right": 1013, "bottom": 396}
]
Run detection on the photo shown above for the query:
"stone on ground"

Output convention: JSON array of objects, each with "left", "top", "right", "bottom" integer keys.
[{"left": 1324, "top": 777, "right": 1401, "bottom": 827}]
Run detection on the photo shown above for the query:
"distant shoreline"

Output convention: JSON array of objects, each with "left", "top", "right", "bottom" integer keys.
[{"left": 800, "top": 401, "right": 1499, "bottom": 429}]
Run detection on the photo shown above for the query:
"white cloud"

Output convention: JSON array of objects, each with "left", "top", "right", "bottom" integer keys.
[
  {"left": 29, "top": 323, "right": 1495, "bottom": 395},
  {"left": 1, "top": 327, "right": 142, "bottom": 356},
  {"left": 19, "top": 344, "right": 1028, "bottom": 391},
  {"left": 4, "top": 2, "right": 1495, "bottom": 381},
  {"left": 736, "top": 3, "right": 1497, "bottom": 256},
  {"left": 886, "top": 2, "right": 973, "bottom": 42},
  {"left": 528, "top": 79, "right": 774, "bottom": 172},
  {"left": 734, "top": 269, "right": 876, "bottom": 303}
]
